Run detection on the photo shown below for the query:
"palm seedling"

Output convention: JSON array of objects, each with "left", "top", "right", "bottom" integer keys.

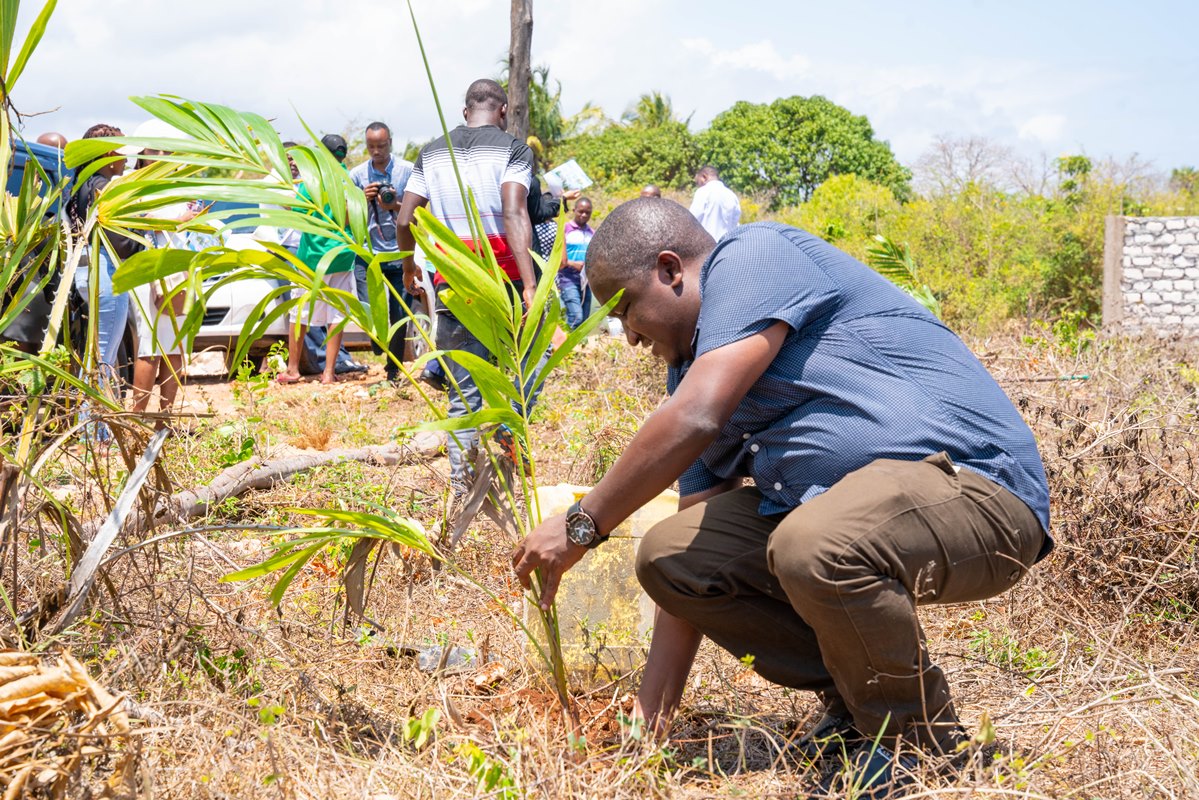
[{"left": 865, "top": 233, "right": 941, "bottom": 317}]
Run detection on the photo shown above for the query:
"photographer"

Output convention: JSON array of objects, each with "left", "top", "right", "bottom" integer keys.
[{"left": 349, "top": 121, "right": 414, "bottom": 382}]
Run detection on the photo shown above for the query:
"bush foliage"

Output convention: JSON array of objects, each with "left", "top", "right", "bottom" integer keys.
[
  {"left": 555, "top": 121, "right": 698, "bottom": 192},
  {"left": 545, "top": 78, "right": 1199, "bottom": 332}
]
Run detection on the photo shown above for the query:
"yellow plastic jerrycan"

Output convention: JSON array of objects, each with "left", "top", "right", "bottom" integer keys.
[{"left": 527, "top": 484, "right": 680, "bottom": 687}]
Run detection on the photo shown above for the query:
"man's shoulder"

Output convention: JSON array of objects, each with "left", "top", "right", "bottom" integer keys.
[
  {"left": 449, "top": 124, "right": 513, "bottom": 147},
  {"left": 348, "top": 161, "right": 369, "bottom": 182},
  {"left": 700, "top": 224, "right": 810, "bottom": 280},
  {"left": 416, "top": 132, "right": 452, "bottom": 159},
  {"left": 717, "top": 222, "right": 792, "bottom": 247}
]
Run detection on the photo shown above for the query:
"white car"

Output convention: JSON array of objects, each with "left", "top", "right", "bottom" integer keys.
[{"left": 193, "top": 228, "right": 374, "bottom": 369}]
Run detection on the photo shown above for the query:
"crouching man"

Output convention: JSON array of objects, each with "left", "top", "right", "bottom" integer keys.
[{"left": 512, "top": 198, "right": 1052, "bottom": 797}]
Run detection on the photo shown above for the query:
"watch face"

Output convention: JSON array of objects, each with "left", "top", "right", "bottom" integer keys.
[{"left": 566, "top": 512, "right": 596, "bottom": 546}]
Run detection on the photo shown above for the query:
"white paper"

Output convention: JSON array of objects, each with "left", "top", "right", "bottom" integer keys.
[{"left": 544, "top": 159, "right": 593, "bottom": 195}]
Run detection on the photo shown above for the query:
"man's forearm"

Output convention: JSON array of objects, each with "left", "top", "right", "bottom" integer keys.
[
  {"left": 584, "top": 399, "right": 721, "bottom": 537},
  {"left": 397, "top": 224, "right": 417, "bottom": 284},
  {"left": 505, "top": 211, "right": 536, "bottom": 287},
  {"left": 636, "top": 608, "right": 703, "bottom": 738}
]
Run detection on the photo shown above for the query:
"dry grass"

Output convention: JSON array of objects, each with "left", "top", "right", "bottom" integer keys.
[{"left": 3, "top": 331, "right": 1198, "bottom": 798}]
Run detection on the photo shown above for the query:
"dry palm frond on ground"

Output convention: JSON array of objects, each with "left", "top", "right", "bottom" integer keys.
[{"left": 0, "top": 650, "right": 137, "bottom": 799}]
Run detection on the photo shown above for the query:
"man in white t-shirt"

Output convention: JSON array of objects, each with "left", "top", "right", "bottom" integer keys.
[{"left": 689, "top": 166, "right": 741, "bottom": 241}]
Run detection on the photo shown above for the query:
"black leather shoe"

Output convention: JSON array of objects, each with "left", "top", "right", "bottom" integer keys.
[
  {"left": 809, "top": 740, "right": 920, "bottom": 799},
  {"left": 795, "top": 713, "right": 860, "bottom": 764}
]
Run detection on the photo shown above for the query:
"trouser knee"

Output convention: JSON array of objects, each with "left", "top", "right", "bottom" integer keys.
[
  {"left": 634, "top": 518, "right": 691, "bottom": 613},
  {"left": 766, "top": 517, "right": 841, "bottom": 604}
]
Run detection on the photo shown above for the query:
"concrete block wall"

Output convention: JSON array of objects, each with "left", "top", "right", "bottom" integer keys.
[{"left": 1103, "top": 215, "right": 1199, "bottom": 336}]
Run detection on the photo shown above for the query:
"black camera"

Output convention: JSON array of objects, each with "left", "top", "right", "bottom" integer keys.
[{"left": 375, "top": 182, "right": 397, "bottom": 204}]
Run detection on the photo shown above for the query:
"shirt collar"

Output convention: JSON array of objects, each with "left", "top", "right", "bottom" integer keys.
[
  {"left": 687, "top": 240, "right": 726, "bottom": 356},
  {"left": 368, "top": 156, "right": 394, "bottom": 178}
]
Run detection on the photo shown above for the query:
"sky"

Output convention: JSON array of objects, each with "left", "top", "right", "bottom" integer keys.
[{"left": 10, "top": 0, "right": 1197, "bottom": 174}]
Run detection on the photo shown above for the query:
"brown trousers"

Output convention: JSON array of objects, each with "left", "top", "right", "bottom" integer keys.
[{"left": 635, "top": 452, "right": 1046, "bottom": 751}]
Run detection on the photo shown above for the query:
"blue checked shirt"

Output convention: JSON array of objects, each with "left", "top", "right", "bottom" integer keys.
[
  {"left": 668, "top": 223, "right": 1051, "bottom": 535},
  {"left": 350, "top": 156, "right": 414, "bottom": 254}
]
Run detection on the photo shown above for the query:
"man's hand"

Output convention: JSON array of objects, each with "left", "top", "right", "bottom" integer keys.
[
  {"left": 511, "top": 513, "right": 588, "bottom": 610},
  {"left": 521, "top": 284, "right": 537, "bottom": 313},
  {"left": 404, "top": 263, "right": 426, "bottom": 297},
  {"left": 364, "top": 182, "right": 380, "bottom": 203}
]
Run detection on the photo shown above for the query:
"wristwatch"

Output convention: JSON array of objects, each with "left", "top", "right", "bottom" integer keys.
[{"left": 565, "top": 500, "right": 604, "bottom": 548}]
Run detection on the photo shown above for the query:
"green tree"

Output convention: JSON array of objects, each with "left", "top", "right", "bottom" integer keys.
[
  {"left": 500, "top": 63, "right": 567, "bottom": 169},
  {"left": 776, "top": 173, "right": 900, "bottom": 255},
  {"left": 555, "top": 121, "right": 698, "bottom": 191},
  {"left": 621, "top": 91, "right": 683, "bottom": 129},
  {"left": 1169, "top": 166, "right": 1199, "bottom": 195},
  {"left": 697, "top": 95, "right": 911, "bottom": 208}
]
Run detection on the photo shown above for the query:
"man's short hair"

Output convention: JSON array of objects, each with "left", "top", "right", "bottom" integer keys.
[
  {"left": 82, "top": 123, "right": 122, "bottom": 140},
  {"left": 465, "top": 79, "right": 507, "bottom": 111},
  {"left": 586, "top": 198, "right": 713, "bottom": 286},
  {"left": 366, "top": 121, "right": 391, "bottom": 137},
  {"left": 697, "top": 165, "right": 720, "bottom": 180}
]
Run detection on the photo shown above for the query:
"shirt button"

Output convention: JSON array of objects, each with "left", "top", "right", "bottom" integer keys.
[
  {"left": 742, "top": 433, "right": 751, "bottom": 440},
  {"left": 774, "top": 482, "right": 783, "bottom": 491},
  {"left": 749, "top": 444, "right": 760, "bottom": 453}
]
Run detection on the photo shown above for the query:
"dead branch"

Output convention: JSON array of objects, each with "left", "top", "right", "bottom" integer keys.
[{"left": 103, "top": 431, "right": 443, "bottom": 535}]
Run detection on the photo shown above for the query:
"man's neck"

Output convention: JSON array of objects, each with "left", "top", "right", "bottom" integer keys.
[
  {"left": 464, "top": 113, "right": 503, "bottom": 129},
  {"left": 371, "top": 156, "right": 391, "bottom": 172}
]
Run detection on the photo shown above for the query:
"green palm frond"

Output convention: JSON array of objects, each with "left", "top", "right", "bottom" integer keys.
[
  {"left": 866, "top": 234, "right": 942, "bottom": 318},
  {"left": 865, "top": 234, "right": 918, "bottom": 285}
]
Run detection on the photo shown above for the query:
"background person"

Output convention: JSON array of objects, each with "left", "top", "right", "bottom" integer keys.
[
  {"left": 640, "top": 184, "right": 662, "bottom": 199},
  {"left": 127, "top": 120, "right": 197, "bottom": 425},
  {"left": 529, "top": 176, "right": 579, "bottom": 263},
  {"left": 397, "top": 78, "right": 537, "bottom": 494},
  {"left": 689, "top": 165, "right": 740, "bottom": 241},
  {"left": 277, "top": 137, "right": 358, "bottom": 386},
  {"left": 557, "top": 196, "right": 594, "bottom": 329},
  {"left": 512, "top": 198, "right": 1052, "bottom": 797},
  {"left": 66, "top": 123, "right": 141, "bottom": 439},
  {"left": 36, "top": 131, "right": 68, "bottom": 149},
  {"left": 349, "top": 121, "right": 414, "bottom": 383}
]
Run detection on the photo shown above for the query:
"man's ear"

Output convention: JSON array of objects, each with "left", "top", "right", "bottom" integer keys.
[{"left": 657, "top": 251, "right": 685, "bottom": 289}]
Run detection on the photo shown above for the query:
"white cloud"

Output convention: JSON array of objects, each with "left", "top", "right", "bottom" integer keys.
[
  {"left": 682, "top": 37, "right": 810, "bottom": 81},
  {"left": 13, "top": 0, "right": 513, "bottom": 147},
  {"left": 1018, "top": 113, "right": 1067, "bottom": 143},
  {"left": 8, "top": 0, "right": 1177, "bottom": 171}
]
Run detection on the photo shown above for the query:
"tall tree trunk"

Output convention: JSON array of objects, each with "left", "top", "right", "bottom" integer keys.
[{"left": 507, "top": 0, "right": 533, "bottom": 142}]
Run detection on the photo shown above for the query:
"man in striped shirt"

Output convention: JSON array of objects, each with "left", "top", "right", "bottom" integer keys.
[{"left": 397, "top": 79, "right": 537, "bottom": 492}]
